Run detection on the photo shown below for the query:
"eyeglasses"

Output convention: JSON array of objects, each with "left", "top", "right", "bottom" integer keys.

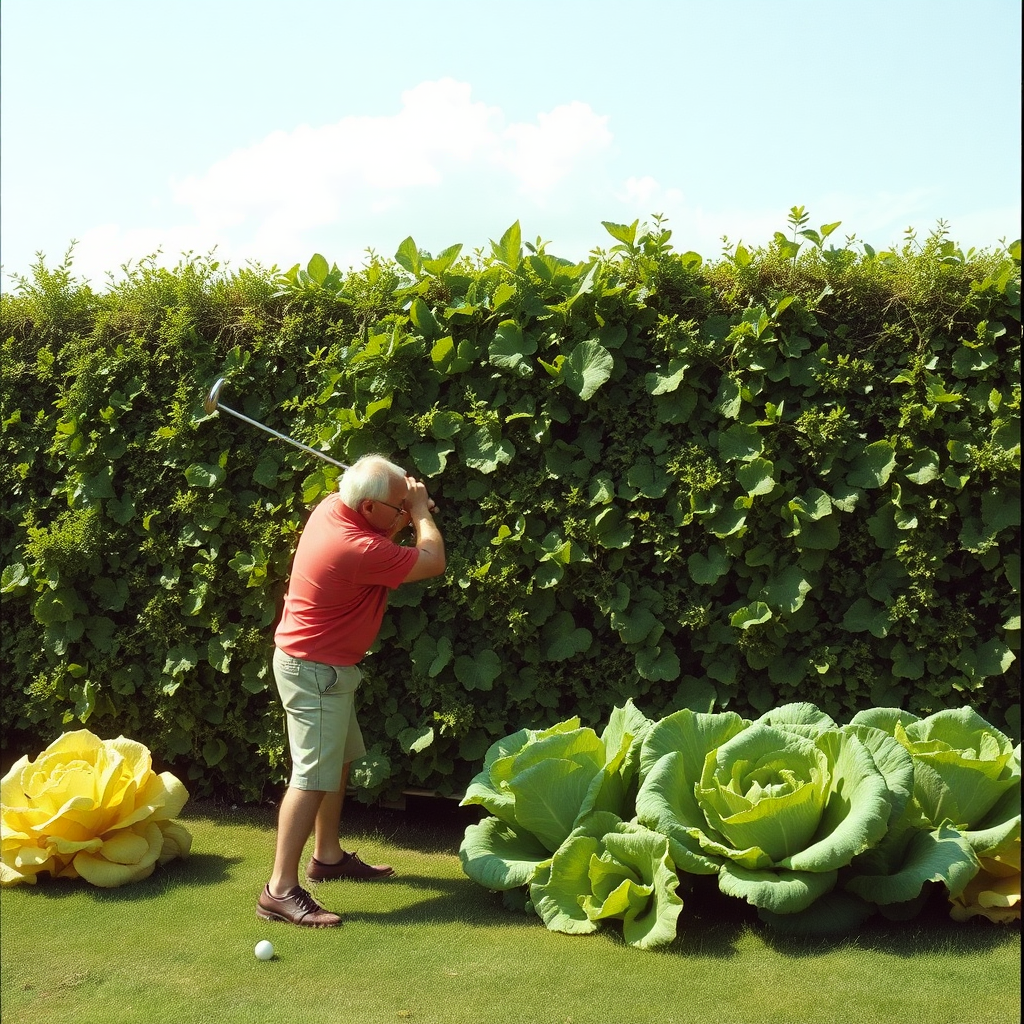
[{"left": 377, "top": 500, "right": 410, "bottom": 520}]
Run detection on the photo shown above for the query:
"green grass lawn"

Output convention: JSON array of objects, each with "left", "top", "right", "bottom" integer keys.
[{"left": 1, "top": 798, "right": 1019, "bottom": 1024}]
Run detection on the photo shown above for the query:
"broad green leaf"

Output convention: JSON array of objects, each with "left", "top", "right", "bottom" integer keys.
[
  {"left": 454, "top": 648, "right": 502, "bottom": 690},
  {"left": 410, "top": 441, "right": 455, "bottom": 476},
  {"left": 584, "top": 828, "right": 685, "bottom": 949},
  {"left": 592, "top": 506, "right": 634, "bottom": 548},
  {"left": 509, "top": 759, "right": 598, "bottom": 852},
  {"left": 645, "top": 359, "right": 688, "bottom": 396},
  {"left": 490, "top": 220, "right": 522, "bottom": 271},
  {"left": 1, "top": 563, "right": 31, "bottom": 594},
  {"left": 763, "top": 565, "right": 812, "bottom": 614},
  {"left": 842, "top": 597, "right": 890, "bottom": 638},
  {"left": 635, "top": 644, "right": 680, "bottom": 682},
  {"left": 306, "top": 253, "right": 329, "bottom": 286},
  {"left": 163, "top": 644, "right": 199, "bottom": 678},
  {"left": 399, "top": 725, "right": 435, "bottom": 754},
  {"left": 626, "top": 459, "right": 672, "bottom": 499},
  {"left": 395, "top": 236, "right": 421, "bottom": 276},
  {"left": 719, "top": 423, "right": 763, "bottom": 463},
  {"left": 543, "top": 612, "right": 593, "bottom": 661},
  {"left": 488, "top": 320, "right": 538, "bottom": 372},
  {"left": 561, "top": 340, "right": 614, "bottom": 401},
  {"left": 601, "top": 220, "right": 638, "bottom": 246},
  {"left": 185, "top": 463, "right": 227, "bottom": 489},
  {"left": 463, "top": 424, "right": 515, "bottom": 474},
  {"left": 430, "top": 410, "right": 464, "bottom": 439},
  {"left": 845, "top": 825, "right": 980, "bottom": 904},
  {"left": 717, "top": 862, "right": 838, "bottom": 914},
  {"left": 846, "top": 440, "right": 896, "bottom": 489},
  {"left": 459, "top": 817, "right": 550, "bottom": 890},
  {"left": 410, "top": 296, "right": 441, "bottom": 337},
  {"left": 736, "top": 457, "right": 775, "bottom": 495},
  {"left": 687, "top": 545, "right": 730, "bottom": 585},
  {"left": 903, "top": 448, "right": 940, "bottom": 485},
  {"left": 730, "top": 602, "right": 772, "bottom": 629},
  {"left": 529, "top": 834, "right": 602, "bottom": 934},
  {"left": 611, "top": 604, "right": 660, "bottom": 645},
  {"left": 421, "top": 242, "right": 463, "bottom": 276}
]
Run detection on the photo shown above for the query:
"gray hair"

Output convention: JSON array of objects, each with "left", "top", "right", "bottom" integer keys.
[{"left": 338, "top": 454, "right": 406, "bottom": 509}]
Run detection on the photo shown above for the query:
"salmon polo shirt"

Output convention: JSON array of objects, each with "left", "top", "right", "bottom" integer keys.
[{"left": 274, "top": 493, "right": 419, "bottom": 666}]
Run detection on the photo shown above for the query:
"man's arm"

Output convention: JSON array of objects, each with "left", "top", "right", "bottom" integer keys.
[{"left": 401, "top": 479, "right": 446, "bottom": 583}]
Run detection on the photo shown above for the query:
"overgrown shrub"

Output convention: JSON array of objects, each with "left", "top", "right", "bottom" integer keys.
[{"left": 1, "top": 213, "right": 1019, "bottom": 802}]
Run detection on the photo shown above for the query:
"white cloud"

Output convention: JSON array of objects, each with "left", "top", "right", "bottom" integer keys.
[
  {"left": 55, "top": 80, "right": 619, "bottom": 282},
  {"left": 171, "top": 80, "right": 610, "bottom": 235},
  {"left": 40, "top": 80, "right": 1014, "bottom": 288}
]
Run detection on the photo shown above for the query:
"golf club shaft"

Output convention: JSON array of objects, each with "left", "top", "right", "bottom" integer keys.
[{"left": 213, "top": 400, "right": 349, "bottom": 471}]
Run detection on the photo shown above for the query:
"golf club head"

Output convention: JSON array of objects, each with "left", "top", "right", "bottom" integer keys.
[{"left": 204, "top": 377, "right": 226, "bottom": 415}]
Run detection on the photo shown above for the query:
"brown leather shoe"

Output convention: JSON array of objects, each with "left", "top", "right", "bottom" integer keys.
[
  {"left": 307, "top": 851, "right": 395, "bottom": 882},
  {"left": 257, "top": 884, "right": 342, "bottom": 927}
]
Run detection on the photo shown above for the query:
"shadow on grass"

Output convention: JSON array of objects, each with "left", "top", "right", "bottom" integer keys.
[
  {"left": 14, "top": 851, "right": 243, "bottom": 903},
  {"left": 756, "top": 887, "right": 1021, "bottom": 959}
]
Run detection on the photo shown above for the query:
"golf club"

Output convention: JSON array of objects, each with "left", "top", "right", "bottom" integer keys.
[{"left": 203, "top": 377, "right": 350, "bottom": 470}]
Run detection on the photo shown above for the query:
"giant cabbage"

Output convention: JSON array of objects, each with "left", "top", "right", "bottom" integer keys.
[
  {"left": 459, "top": 700, "right": 651, "bottom": 891},
  {"left": 841, "top": 707, "right": 1021, "bottom": 918},
  {"left": 458, "top": 701, "right": 675, "bottom": 945},
  {"left": 635, "top": 703, "right": 912, "bottom": 927},
  {"left": 528, "top": 811, "right": 683, "bottom": 949}
]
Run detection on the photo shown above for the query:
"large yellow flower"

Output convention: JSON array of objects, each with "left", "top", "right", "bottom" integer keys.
[
  {"left": 949, "top": 837, "right": 1021, "bottom": 924},
  {"left": 1, "top": 730, "right": 191, "bottom": 888}
]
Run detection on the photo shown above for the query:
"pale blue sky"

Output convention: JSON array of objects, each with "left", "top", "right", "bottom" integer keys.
[{"left": 1, "top": 0, "right": 1020, "bottom": 285}]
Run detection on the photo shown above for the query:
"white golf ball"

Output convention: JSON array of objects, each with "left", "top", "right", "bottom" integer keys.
[{"left": 254, "top": 940, "right": 274, "bottom": 960}]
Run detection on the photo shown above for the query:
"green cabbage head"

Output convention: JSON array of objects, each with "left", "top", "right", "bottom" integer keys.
[
  {"left": 841, "top": 707, "right": 1020, "bottom": 912},
  {"left": 459, "top": 701, "right": 651, "bottom": 892},
  {"left": 529, "top": 811, "right": 684, "bottom": 949},
  {"left": 636, "top": 703, "right": 912, "bottom": 918}
]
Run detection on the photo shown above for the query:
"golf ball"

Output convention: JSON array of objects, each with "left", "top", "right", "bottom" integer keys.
[{"left": 254, "top": 940, "right": 274, "bottom": 960}]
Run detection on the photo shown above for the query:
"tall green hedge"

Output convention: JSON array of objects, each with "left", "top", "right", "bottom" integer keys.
[{"left": 1, "top": 213, "right": 1020, "bottom": 802}]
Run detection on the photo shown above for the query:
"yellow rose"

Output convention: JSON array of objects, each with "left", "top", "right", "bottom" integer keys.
[
  {"left": 1, "top": 730, "right": 192, "bottom": 888},
  {"left": 949, "top": 837, "right": 1021, "bottom": 924}
]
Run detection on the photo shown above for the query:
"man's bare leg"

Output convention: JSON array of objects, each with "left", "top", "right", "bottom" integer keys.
[
  {"left": 268, "top": 786, "right": 326, "bottom": 895},
  {"left": 307, "top": 764, "right": 394, "bottom": 878},
  {"left": 312, "top": 762, "right": 350, "bottom": 865}
]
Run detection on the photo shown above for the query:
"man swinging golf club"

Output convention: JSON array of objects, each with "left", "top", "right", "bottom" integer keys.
[{"left": 257, "top": 454, "right": 445, "bottom": 928}]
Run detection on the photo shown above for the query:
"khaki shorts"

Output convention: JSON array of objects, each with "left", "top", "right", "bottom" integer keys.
[{"left": 272, "top": 648, "right": 367, "bottom": 792}]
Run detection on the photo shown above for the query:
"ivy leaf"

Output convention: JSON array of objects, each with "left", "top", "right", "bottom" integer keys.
[
  {"left": 687, "top": 546, "right": 730, "bottom": 585},
  {"left": 455, "top": 649, "right": 502, "bottom": 690}
]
